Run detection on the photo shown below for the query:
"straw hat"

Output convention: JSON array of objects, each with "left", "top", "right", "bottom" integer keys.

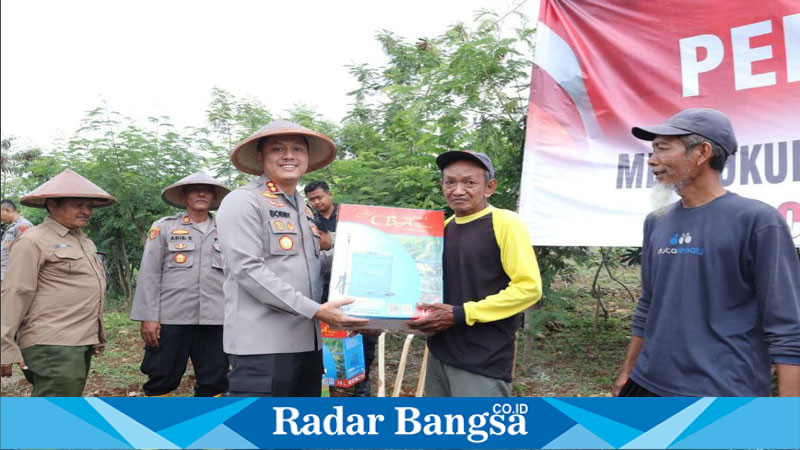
[
  {"left": 21, "top": 169, "right": 116, "bottom": 208},
  {"left": 230, "top": 120, "right": 337, "bottom": 175},
  {"left": 161, "top": 171, "right": 230, "bottom": 210}
]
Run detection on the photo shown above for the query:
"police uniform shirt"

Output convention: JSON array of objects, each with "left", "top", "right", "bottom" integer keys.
[
  {"left": 1, "top": 216, "right": 107, "bottom": 365},
  {"left": 130, "top": 212, "right": 224, "bottom": 325},
  {"left": 1, "top": 215, "right": 33, "bottom": 280},
  {"left": 217, "top": 175, "right": 329, "bottom": 355}
]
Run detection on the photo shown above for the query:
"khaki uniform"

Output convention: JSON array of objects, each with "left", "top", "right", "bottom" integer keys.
[
  {"left": 217, "top": 175, "right": 330, "bottom": 356},
  {"left": 130, "top": 212, "right": 224, "bottom": 324},
  {"left": 1, "top": 216, "right": 106, "bottom": 365},
  {"left": 1, "top": 216, "right": 33, "bottom": 281}
]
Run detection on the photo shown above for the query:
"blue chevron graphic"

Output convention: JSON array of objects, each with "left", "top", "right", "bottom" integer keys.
[
  {"left": 1, "top": 398, "right": 131, "bottom": 449},
  {"left": 158, "top": 397, "right": 257, "bottom": 447},
  {"left": 621, "top": 397, "right": 713, "bottom": 448},
  {"left": 543, "top": 398, "right": 643, "bottom": 448},
  {"left": 543, "top": 424, "right": 614, "bottom": 449},
  {"left": 669, "top": 397, "right": 754, "bottom": 444},
  {"left": 86, "top": 398, "right": 179, "bottom": 448},
  {"left": 670, "top": 397, "right": 800, "bottom": 449},
  {"left": 187, "top": 424, "right": 259, "bottom": 449},
  {"left": 558, "top": 397, "right": 698, "bottom": 431},
  {"left": 46, "top": 397, "right": 131, "bottom": 446}
]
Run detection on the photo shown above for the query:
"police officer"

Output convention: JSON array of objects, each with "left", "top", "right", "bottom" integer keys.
[
  {"left": 130, "top": 172, "right": 231, "bottom": 397},
  {"left": 1, "top": 170, "right": 115, "bottom": 396},
  {"left": 218, "top": 120, "right": 368, "bottom": 397},
  {"left": 1, "top": 199, "right": 33, "bottom": 282}
]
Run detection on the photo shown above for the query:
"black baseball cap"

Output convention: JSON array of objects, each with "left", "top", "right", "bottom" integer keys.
[
  {"left": 436, "top": 150, "right": 495, "bottom": 179},
  {"left": 632, "top": 108, "right": 738, "bottom": 155}
]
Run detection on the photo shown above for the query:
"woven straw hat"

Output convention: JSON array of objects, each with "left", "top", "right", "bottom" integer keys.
[
  {"left": 21, "top": 169, "right": 116, "bottom": 208},
  {"left": 230, "top": 120, "right": 337, "bottom": 175},
  {"left": 161, "top": 171, "right": 230, "bottom": 210}
]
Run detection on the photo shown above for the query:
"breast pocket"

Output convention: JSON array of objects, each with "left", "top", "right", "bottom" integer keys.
[
  {"left": 46, "top": 248, "right": 85, "bottom": 275},
  {"left": 212, "top": 242, "right": 223, "bottom": 270},
  {"left": 268, "top": 219, "right": 299, "bottom": 256},
  {"left": 167, "top": 241, "right": 195, "bottom": 268}
]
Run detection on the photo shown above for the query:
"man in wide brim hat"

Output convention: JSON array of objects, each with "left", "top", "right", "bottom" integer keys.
[
  {"left": 230, "top": 120, "right": 337, "bottom": 176},
  {"left": 130, "top": 171, "right": 232, "bottom": 397},
  {"left": 1, "top": 169, "right": 114, "bottom": 396},
  {"left": 217, "top": 120, "right": 368, "bottom": 397},
  {"left": 160, "top": 171, "right": 231, "bottom": 210},
  {"left": 20, "top": 169, "right": 116, "bottom": 208}
]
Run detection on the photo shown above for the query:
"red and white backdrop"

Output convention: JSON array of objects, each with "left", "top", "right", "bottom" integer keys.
[{"left": 519, "top": 0, "right": 800, "bottom": 246}]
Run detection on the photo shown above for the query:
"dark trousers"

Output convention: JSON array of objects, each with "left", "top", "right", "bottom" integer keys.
[
  {"left": 141, "top": 324, "right": 228, "bottom": 396},
  {"left": 619, "top": 378, "right": 661, "bottom": 397},
  {"left": 227, "top": 350, "right": 323, "bottom": 397},
  {"left": 21, "top": 345, "right": 93, "bottom": 397}
]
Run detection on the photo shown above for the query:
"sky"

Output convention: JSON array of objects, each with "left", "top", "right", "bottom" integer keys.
[{"left": 1, "top": 0, "right": 539, "bottom": 149}]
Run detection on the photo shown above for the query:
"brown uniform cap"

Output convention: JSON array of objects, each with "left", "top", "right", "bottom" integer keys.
[
  {"left": 20, "top": 169, "right": 116, "bottom": 208},
  {"left": 230, "top": 120, "right": 337, "bottom": 175},
  {"left": 161, "top": 171, "right": 231, "bottom": 210}
]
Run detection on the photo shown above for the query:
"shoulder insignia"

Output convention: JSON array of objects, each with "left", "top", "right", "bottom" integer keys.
[
  {"left": 148, "top": 227, "right": 160, "bottom": 240},
  {"left": 273, "top": 220, "right": 285, "bottom": 231},
  {"left": 171, "top": 229, "right": 190, "bottom": 235},
  {"left": 173, "top": 253, "right": 187, "bottom": 264},
  {"left": 261, "top": 191, "right": 279, "bottom": 199},
  {"left": 309, "top": 223, "right": 321, "bottom": 237},
  {"left": 266, "top": 180, "right": 279, "bottom": 193},
  {"left": 268, "top": 200, "right": 286, "bottom": 208},
  {"left": 278, "top": 236, "right": 294, "bottom": 250},
  {"left": 304, "top": 206, "right": 314, "bottom": 218},
  {"left": 286, "top": 221, "right": 296, "bottom": 231},
  {"left": 182, "top": 216, "right": 191, "bottom": 224},
  {"left": 17, "top": 225, "right": 29, "bottom": 234}
]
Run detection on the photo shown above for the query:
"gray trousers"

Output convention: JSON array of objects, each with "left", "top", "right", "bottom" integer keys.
[{"left": 424, "top": 350, "right": 511, "bottom": 397}]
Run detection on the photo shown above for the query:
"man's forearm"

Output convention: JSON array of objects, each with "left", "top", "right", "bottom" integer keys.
[
  {"left": 621, "top": 336, "right": 644, "bottom": 375},
  {"left": 776, "top": 363, "right": 800, "bottom": 396}
]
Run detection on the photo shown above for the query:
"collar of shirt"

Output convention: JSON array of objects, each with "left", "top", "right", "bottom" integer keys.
[
  {"left": 43, "top": 215, "right": 82, "bottom": 237},
  {"left": 259, "top": 175, "right": 302, "bottom": 208}
]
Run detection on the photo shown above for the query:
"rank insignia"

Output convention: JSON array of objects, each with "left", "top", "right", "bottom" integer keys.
[
  {"left": 175, "top": 243, "right": 188, "bottom": 250},
  {"left": 268, "top": 200, "right": 286, "bottom": 208},
  {"left": 278, "top": 236, "right": 294, "bottom": 250},
  {"left": 286, "top": 221, "right": 296, "bottom": 231},
  {"left": 148, "top": 227, "right": 160, "bottom": 240},
  {"left": 304, "top": 206, "right": 314, "bottom": 218},
  {"left": 171, "top": 229, "right": 190, "bottom": 235},
  {"left": 173, "top": 253, "right": 187, "bottom": 264},
  {"left": 261, "top": 191, "right": 278, "bottom": 199},
  {"left": 309, "top": 223, "right": 321, "bottom": 237},
  {"left": 274, "top": 220, "right": 285, "bottom": 231},
  {"left": 266, "top": 181, "right": 279, "bottom": 193},
  {"left": 182, "top": 216, "right": 191, "bottom": 224},
  {"left": 18, "top": 226, "right": 29, "bottom": 234}
]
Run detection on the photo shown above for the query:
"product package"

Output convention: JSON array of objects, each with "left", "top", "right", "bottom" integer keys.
[
  {"left": 321, "top": 322, "right": 366, "bottom": 388},
  {"left": 328, "top": 204, "right": 444, "bottom": 333}
]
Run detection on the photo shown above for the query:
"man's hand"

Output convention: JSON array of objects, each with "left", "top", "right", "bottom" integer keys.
[
  {"left": 612, "top": 371, "right": 630, "bottom": 397},
  {"left": 140, "top": 321, "right": 161, "bottom": 348},
  {"left": 319, "top": 230, "right": 333, "bottom": 251},
  {"left": 92, "top": 346, "right": 105, "bottom": 357},
  {"left": 406, "top": 303, "right": 455, "bottom": 333},
  {"left": 1, "top": 361, "right": 28, "bottom": 377},
  {"left": 314, "top": 298, "right": 370, "bottom": 328}
]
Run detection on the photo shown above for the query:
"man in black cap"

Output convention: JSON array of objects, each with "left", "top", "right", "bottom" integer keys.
[
  {"left": 408, "top": 150, "right": 543, "bottom": 396},
  {"left": 613, "top": 108, "right": 800, "bottom": 397}
]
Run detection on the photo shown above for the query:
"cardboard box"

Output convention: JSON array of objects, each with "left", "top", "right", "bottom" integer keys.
[
  {"left": 321, "top": 330, "right": 366, "bottom": 388},
  {"left": 329, "top": 204, "right": 444, "bottom": 333}
]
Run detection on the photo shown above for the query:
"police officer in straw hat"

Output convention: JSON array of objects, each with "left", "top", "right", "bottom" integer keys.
[
  {"left": 217, "top": 120, "right": 368, "bottom": 397},
  {"left": 130, "top": 171, "right": 231, "bottom": 397},
  {"left": 1, "top": 169, "right": 115, "bottom": 396}
]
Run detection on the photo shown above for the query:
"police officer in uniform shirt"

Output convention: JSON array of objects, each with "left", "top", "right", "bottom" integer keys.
[
  {"left": 130, "top": 172, "right": 231, "bottom": 397},
  {"left": 218, "top": 120, "right": 369, "bottom": 397},
  {"left": 1, "top": 170, "right": 115, "bottom": 396}
]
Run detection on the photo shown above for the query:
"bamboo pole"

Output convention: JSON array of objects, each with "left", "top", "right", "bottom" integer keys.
[
  {"left": 392, "top": 334, "right": 415, "bottom": 397},
  {"left": 415, "top": 345, "right": 429, "bottom": 397},
  {"left": 377, "top": 332, "right": 386, "bottom": 397}
]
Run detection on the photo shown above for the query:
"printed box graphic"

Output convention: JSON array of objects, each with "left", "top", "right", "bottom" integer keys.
[
  {"left": 329, "top": 204, "right": 444, "bottom": 332},
  {"left": 321, "top": 321, "right": 366, "bottom": 388}
]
